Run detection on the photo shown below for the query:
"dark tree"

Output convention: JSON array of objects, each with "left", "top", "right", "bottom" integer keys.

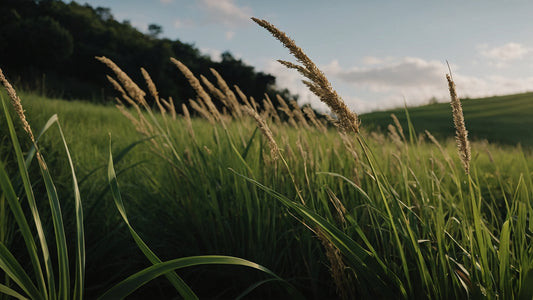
[
  {"left": 0, "top": 0, "right": 300, "bottom": 107},
  {"left": 148, "top": 23, "right": 163, "bottom": 38}
]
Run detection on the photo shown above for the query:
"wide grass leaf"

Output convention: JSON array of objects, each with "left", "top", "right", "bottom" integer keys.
[
  {"left": 0, "top": 283, "right": 29, "bottom": 300},
  {"left": 0, "top": 243, "right": 40, "bottom": 299},
  {"left": 233, "top": 170, "right": 406, "bottom": 298},
  {"left": 107, "top": 142, "right": 198, "bottom": 299},
  {"left": 98, "top": 256, "right": 300, "bottom": 300},
  {"left": 1, "top": 96, "right": 48, "bottom": 298}
]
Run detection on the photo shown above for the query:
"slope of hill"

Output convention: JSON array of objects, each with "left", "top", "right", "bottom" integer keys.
[{"left": 360, "top": 92, "right": 533, "bottom": 147}]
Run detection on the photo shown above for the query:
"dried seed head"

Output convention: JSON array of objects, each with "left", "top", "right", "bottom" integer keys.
[
  {"left": 141, "top": 67, "right": 166, "bottom": 115},
  {"left": 96, "top": 56, "right": 147, "bottom": 107},
  {"left": 243, "top": 106, "right": 280, "bottom": 160},
  {"left": 170, "top": 58, "right": 222, "bottom": 123},
  {"left": 316, "top": 228, "right": 355, "bottom": 300},
  {"left": 252, "top": 17, "right": 359, "bottom": 133},
  {"left": 390, "top": 113, "right": 406, "bottom": 141},
  {"left": 446, "top": 74, "right": 471, "bottom": 174},
  {"left": 0, "top": 68, "right": 35, "bottom": 142},
  {"left": 209, "top": 68, "right": 243, "bottom": 118}
]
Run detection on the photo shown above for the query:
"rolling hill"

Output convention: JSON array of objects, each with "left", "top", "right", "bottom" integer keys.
[{"left": 360, "top": 92, "right": 533, "bottom": 147}]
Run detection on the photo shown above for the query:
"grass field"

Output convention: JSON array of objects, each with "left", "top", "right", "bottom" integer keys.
[
  {"left": 361, "top": 92, "right": 533, "bottom": 147},
  {"left": 2, "top": 78, "right": 533, "bottom": 299},
  {"left": 2, "top": 19, "right": 533, "bottom": 299}
]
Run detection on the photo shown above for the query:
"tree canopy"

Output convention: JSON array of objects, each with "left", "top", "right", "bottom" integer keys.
[{"left": 0, "top": 0, "right": 296, "bottom": 108}]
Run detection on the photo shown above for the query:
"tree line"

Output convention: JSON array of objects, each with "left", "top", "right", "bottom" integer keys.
[{"left": 0, "top": 0, "right": 297, "bottom": 109}]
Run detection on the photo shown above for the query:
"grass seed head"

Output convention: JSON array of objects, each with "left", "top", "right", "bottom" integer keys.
[
  {"left": 252, "top": 17, "right": 359, "bottom": 133},
  {"left": 96, "top": 56, "right": 147, "bottom": 107},
  {"left": 171, "top": 57, "right": 222, "bottom": 123},
  {"left": 243, "top": 106, "right": 280, "bottom": 160},
  {"left": 0, "top": 68, "right": 35, "bottom": 142},
  {"left": 141, "top": 67, "right": 166, "bottom": 115},
  {"left": 446, "top": 74, "right": 471, "bottom": 174}
]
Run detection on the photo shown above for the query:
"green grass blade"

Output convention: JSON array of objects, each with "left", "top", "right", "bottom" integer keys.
[
  {"left": 232, "top": 170, "right": 405, "bottom": 298},
  {"left": 519, "top": 268, "right": 533, "bottom": 300},
  {"left": 0, "top": 283, "right": 29, "bottom": 300},
  {"left": 24, "top": 114, "right": 58, "bottom": 168},
  {"left": 0, "top": 243, "right": 40, "bottom": 299},
  {"left": 403, "top": 102, "right": 418, "bottom": 145},
  {"left": 236, "top": 278, "right": 281, "bottom": 300},
  {"left": 241, "top": 127, "right": 258, "bottom": 160},
  {"left": 107, "top": 142, "right": 198, "bottom": 300},
  {"left": 317, "top": 172, "right": 372, "bottom": 203},
  {"left": 498, "top": 219, "right": 511, "bottom": 297},
  {"left": 54, "top": 119, "right": 85, "bottom": 300},
  {"left": 38, "top": 155, "right": 70, "bottom": 299},
  {"left": 112, "top": 136, "right": 154, "bottom": 164},
  {"left": 1, "top": 96, "right": 49, "bottom": 298},
  {"left": 98, "top": 255, "right": 301, "bottom": 300},
  {"left": 356, "top": 135, "right": 412, "bottom": 292}
]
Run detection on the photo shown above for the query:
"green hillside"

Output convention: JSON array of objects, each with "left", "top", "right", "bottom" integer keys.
[{"left": 360, "top": 92, "right": 533, "bottom": 147}]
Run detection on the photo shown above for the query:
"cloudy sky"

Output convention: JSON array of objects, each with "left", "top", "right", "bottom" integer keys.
[{"left": 81, "top": 0, "right": 533, "bottom": 113}]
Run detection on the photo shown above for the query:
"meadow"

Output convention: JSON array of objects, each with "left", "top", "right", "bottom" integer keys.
[
  {"left": 362, "top": 92, "right": 533, "bottom": 147},
  {"left": 2, "top": 18, "right": 533, "bottom": 299}
]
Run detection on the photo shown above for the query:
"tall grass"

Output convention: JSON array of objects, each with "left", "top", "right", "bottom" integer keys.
[
  {"left": 0, "top": 68, "right": 299, "bottom": 299},
  {"left": 94, "top": 17, "right": 533, "bottom": 299},
  {"left": 2, "top": 17, "right": 533, "bottom": 299}
]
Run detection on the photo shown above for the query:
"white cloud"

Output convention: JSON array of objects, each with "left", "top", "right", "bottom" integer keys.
[
  {"left": 479, "top": 42, "right": 530, "bottom": 61},
  {"left": 264, "top": 56, "right": 533, "bottom": 114},
  {"left": 173, "top": 18, "right": 194, "bottom": 29},
  {"left": 198, "top": 0, "right": 252, "bottom": 27},
  {"left": 160, "top": 0, "right": 173, "bottom": 4},
  {"left": 225, "top": 31, "right": 235, "bottom": 40},
  {"left": 324, "top": 57, "right": 446, "bottom": 91},
  {"left": 201, "top": 48, "right": 222, "bottom": 62},
  {"left": 453, "top": 74, "right": 533, "bottom": 98}
]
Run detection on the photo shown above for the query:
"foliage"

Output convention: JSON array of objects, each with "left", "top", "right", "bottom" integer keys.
[
  {"left": 0, "top": 89, "right": 297, "bottom": 299},
  {"left": 0, "top": 0, "right": 296, "bottom": 106}
]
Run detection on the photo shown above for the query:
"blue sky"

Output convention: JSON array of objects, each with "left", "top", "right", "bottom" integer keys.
[{"left": 80, "top": 0, "right": 533, "bottom": 113}]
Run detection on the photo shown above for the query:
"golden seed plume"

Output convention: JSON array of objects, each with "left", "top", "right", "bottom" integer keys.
[
  {"left": 303, "top": 106, "right": 327, "bottom": 133},
  {"left": 263, "top": 94, "right": 282, "bottom": 124},
  {"left": 390, "top": 113, "right": 406, "bottom": 142},
  {"left": 141, "top": 67, "right": 166, "bottom": 115},
  {"left": 209, "top": 68, "right": 243, "bottom": 118},
  {"left": 200, "top": 74, "right": 230, "bottom": 110},
  {"left": 425, "top": 130, "right": 452, "bottom": 162},
  {"left": 96, "top": 56, "right": 147, "bottom": 107},
  {"left": 189, "top": 98, "right": 214, "bottom": 124},
  {"left": 0, "top": 68, "right": 35, "bottom": 142},
  {"left": 233, "top": 84, "right": 252, "bottom": 108},
  {"left": 316, "top": 229, "right": 355, "bottom": 300},
  {"left": 388, "top": 124, "right": 403, "bottom": 149},
  {"left": 249, "top": 96, "right": 259, "bottom": 111},
  {"left": 170, "top": 57, "right": 222, "bottom": 123},
  {"left": 161, "top": 97, "right": 176, "bottom": 119},
  {"left": 275, "top": 94, "right": 298, "bottom": 127},
  {"left": 290, "top": 100, "right": 310, "bottom": 129},
  {"left": 446, "top": 74, "right": 471, "bottom": 174},
  {"left": 182, "top": 104, "right": 196, "bottom": 141},
  {"left": 243, "top": 106, "right": 280, "bottom": 160},
  {"left": 252, "top": 17, "right": 359, "bottom": 133}
]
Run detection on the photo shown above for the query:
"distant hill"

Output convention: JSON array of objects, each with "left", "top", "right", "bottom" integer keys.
[{"left": 360, "top": 92, "right": 533, "bottom": 147}]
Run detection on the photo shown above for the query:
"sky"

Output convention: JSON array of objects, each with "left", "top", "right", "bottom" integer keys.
[{"left": 79, "top": 0, "right": 533, "bottom": 113}]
